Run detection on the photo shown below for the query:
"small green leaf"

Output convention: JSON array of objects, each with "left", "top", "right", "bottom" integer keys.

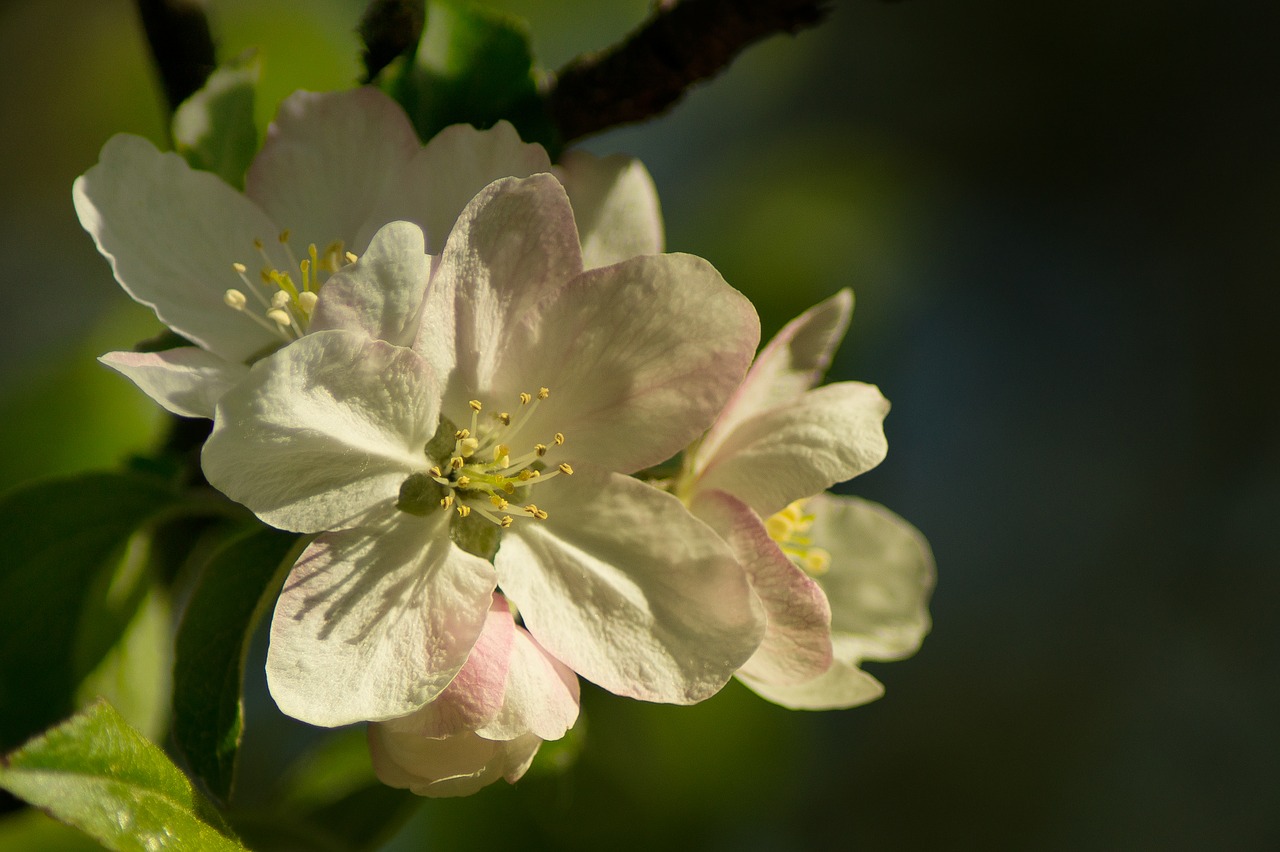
[
  {"left": 173, "top": 53, "right": 261, "bottom": 190},
  {"left": 172, "top": 526, "right": 301, "bottom": 804},
  {"left": 0, "top": 473, "right": 174, "bottom": 751},
  {"left": 0, "top": 700, "right": 246, "bottom": 851},
  {"left": 389, "top": 0, "right": 555, "bottom": 150}
]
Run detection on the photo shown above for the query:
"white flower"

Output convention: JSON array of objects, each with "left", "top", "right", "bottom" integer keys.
[
  {"left": 681, "top": 291, "right": 934, "bottom": 709},
  {"left": 368, "top": 594, "right": 578, "bottom": 798},
  {"left": 202, "top": 174, "right": 766, "bottom": 726},
  {"left": 73, "top": 86, "right": 663, "bottom": 419}
]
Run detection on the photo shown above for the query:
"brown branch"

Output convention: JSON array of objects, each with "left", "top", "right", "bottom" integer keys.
[
  {"left": 546, "top": 0, "right": 832, "bottom": 144},
  {"left": 135, "top": 0, "right": 217, "bottom": 113}
]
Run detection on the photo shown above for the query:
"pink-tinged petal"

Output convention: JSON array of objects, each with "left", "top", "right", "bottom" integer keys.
[
  {"left": 557, "top": 150, "right": 664, "bottom": 269},
  {"left": 99, "top": 347, "right": 248, "bottom": 420},
  {"left": 808, "top": 493, "right": 935, "bottom": 663},
  {"left": 202, "top": 330, "right": 439, "bottom": 533},
  {"left": 386, "top": 120, "right": 551, "bottom": 254},
  {"left": 391, "top": 596, "right": 516, "bottom": 739},
  {"left": 695, "top": 381, "right": 890, "bottom": 518},
  {"left": 476, "top": 624, "right": 579, "bottom": 742},
  {"left": 497, "top": 466, "right": 765, "bottom": 704},
  {"left": 738, "top": 658, "right": 885, "bottom": 711},
  {"left": 486, "top": 253, "right": 759, "bottom": 475},
  {"left": 73, "top": 134, "right": 284, "bottom": 363},
  {"left": 245, "top": 87, "right": 421, "bottom": 255},
  {"left": 267, "top": 511, "right": 496, "bottom": 726},
  {"left": 690, "top": 490, "right": 833, "bottom": 687},
  {"left": 699, "top": 289, "right": 853, "bottom": 466},
  {"left": 427, "top": 174, "right": 583, "bottom": 402},
  {"left": 310, "top": 221, "right": 433, "bottom": 347},
  {"left": 369, "top": 725, "right": 541, "bottom": 798}
]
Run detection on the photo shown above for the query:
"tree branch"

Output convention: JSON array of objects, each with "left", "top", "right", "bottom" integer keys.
[
  {"left": 135, "top": 0, "right": 217, "bottom": 114},
  {"left": 546, "top": 0, "right": 832, "bottom": 144}
]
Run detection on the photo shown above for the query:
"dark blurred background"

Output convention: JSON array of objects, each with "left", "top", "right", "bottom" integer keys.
[{"left": 2, "top": 0, "right": 1278, "bottom": 849}]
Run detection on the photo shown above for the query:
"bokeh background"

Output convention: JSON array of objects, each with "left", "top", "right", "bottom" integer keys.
[{"left": 2, "top": 0, "right": 1278, "bottom": 848}]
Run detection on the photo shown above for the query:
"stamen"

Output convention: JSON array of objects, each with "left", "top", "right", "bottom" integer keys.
[
  {"left": 441, "top": 494, "right": 454, "bottom": 509},
  {"left": 538, "top": 387, "right": 550, "bottom": 400},
  {"left": 271, "top": 290, "right": 291, "bottom": 309},
  {"left": 266, "top": 308, "right": 292, "bottom": 327},
  {"left": 523, "top": 504, "right": 548, "bottom": 521},
  {"left": 345, "top": 251, "right": 358, "bottom": 264},
  {"left": 469, "top": 400, "right": 483, "bottom": 412},
  {"left": 449, "top": 456, "right": 465, "bottom": 471},
  {"left": 534, "top": 443, "right": 548, "bottom": 456},
  {"left": 459, "top": 437, "right": 480, "bottom": 457},
  {"left": 558, "top": 463, "right": 574, "bottom": 475},
  {"left": 456, "top": 475, "right": 471, "bottom": 488},
  {"left": 455, "top": 429, "right": 471, "bottom": 439},
  {"left": 519, "top": 392, "right": 532, "bottom": 405},
  {"left": 498, "top": 412, "right": 511, "bottom": 425},
  {"left": 554, "top": 433, "right": 565, "bottom": 445},
  {"left": 224, "top": 289, "right": 247, "bottom": 310},
  {"left": 500, "top": 516, "right": 513, "bottom": 527},
  {"left": 298, "top": 291, "right": 318, "bottom": 313},
  {"left": 456, "top": 505, "right": 471, "bottom": 518},
  {"left": 489, "top": 495, "right": 509, "bottom": 509},
  {"left": 429, "top": 466, "right": 443, "bottom": 478}
]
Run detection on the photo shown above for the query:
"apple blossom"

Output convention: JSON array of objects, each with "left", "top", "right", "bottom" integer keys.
[
  {"left": 368, "top": 594, "right": 578, "bottom": 798},
  {"left": 202, "top": 174, "right": 766, "bottom": 726},
  {"left": 680, "top": 290, "right": 934, "bottom": 709},
  {"left": 74, "top": 86, "right": 663, "bottom": 419}
]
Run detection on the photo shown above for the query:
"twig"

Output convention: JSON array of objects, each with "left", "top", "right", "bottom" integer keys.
[
  {"left": 547, "top": 0, "right": 832, "bottom": 144},
  {"left": 135, "top": 0, "right": 217, "bottom": 113}
]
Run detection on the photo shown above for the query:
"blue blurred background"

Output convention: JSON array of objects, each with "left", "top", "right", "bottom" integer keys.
[{"left": 1, "top": 0, "right": 1277, "bottom": 848}]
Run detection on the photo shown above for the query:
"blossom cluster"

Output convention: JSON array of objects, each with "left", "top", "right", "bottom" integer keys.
[{"left": 76, "top": 87, "right": 933, "bottom": 797}]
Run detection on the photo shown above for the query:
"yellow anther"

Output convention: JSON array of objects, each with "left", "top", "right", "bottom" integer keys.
[
  {"left": 495, "top": 444, "right": 510, "bottom": 460},
  {"left": 456, "top": 475, "right": 471, "bottom": 488},
  {"left": 523, "top": 505, "right": 548, "bottom": 520},
  {"left": 429, "top": 466, "right": 443, "bottom": 478},
  {"left": 490, "top": 495, "right": 509, "bottom": 509},
  {"left": 503, "top": 482, "right": 517, "bottom": 494},
  {"left": 804, "top": 549, "right": 832, "bottom": 577},
  {"left": 459, "top": 437, "right": 480, "bottom": 457},
  {"left": 278, "top": 229, "right": 291, "bottom": 243},
  {"left": 558, "top": 463, "right": 574, "bottom": 476},
  {"left": 517, "top": 469, "right": 540, "bottom": 481},
  {"left": 519, "top": 392, "right": 532, "bottom": 405},
  {"left": 266, "top": 308, "right": 292, "bottom": 327},
  {"left": 499, "top": 515, "right": 513, "bottom": 527},
  {"left": 553, "top": 433, "right": 565, "bottom": 445},
  {"left": 538, "top": 387, "right": 549, "bottom": 400},
  {"left": 345, "top": 251, "right": 358, "bottom": 264},
  {"left": 455, "top": 429, "right": 471, "bottom": 439},
  {"left": 298, "top": 291, "right": 318, "bottom": 313},
  {"left": 223, "top": 289, "right": 247, "bottom": 310},
  {"left": 765, "top": 514, "right": 793, "bottom": 542},
  {"left": 271, "top": 290, "right": 291, "bottom": 309},
  {"left": 534, "top": 443, "right": 548, "bottom": 456},
  {"left": 457, "top": 505, "right": 471, "bottom": 518},
  {"left": 253, "top": 238, "right": 264, "bottom": 250},
  {"left": 231, "top": 262, "right": 247, "bottom": 274},
  {"left": 498, "top": 412, "right": 511, "bottom": 425},
  {"left": 440, "top": 494, "right": 454, "bottom": 509},
  {"left": 449, "top": 456, "right": 465, "bottom": 471},
  {"left": 469, "top": 399, "right": 483, "bottom": 412}
]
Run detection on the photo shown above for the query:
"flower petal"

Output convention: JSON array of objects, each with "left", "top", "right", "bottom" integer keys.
[
  {"left": 698, "top": 289, "right": 853, "bottom": 465},
  {"left": 202, "top": 330, "right": 438, "bottom": 533},
  {"left": 486, "top": 253, "right": 760, "bottom": 474},
  {"left": 267, "top": 510, "right": 497, "bottom": 726},
  {"left": 808, "top": 493, "right": 935, "bottom": 663},
  {"left": 245, "top": 87, "right": 421, "bottom": 255},
  {"left": 99, "top": 347, "right": 248, "bottom": 419},
  {"left": 310, "top": 221, "right": 433, "bottom": 347},
  {"left": 738, "top": 658, "right": 884, "bottom": 711},
  {"left": 426, "top": 174, "right": 583, "bottom": 402},
  {"left": 369, "top": 725, "right": 541, "bottom": 798},
  {"left": 390, "top": 595, "right": 516, "bottom": 739},
  {"left": 73, "top": 134, "right": 284, "bottom": 362},
  {"left": 557, "top": 150, "right": 664, "bottom": 269},
  {"left": 694, "top": 381, "right": 890, "bottom": 517},
  {"left": 392, "top": 120, "right": 551, "bottom": 254},
  {"left": 476, "top": 624, "right": 579, "bottom": 742},
  {"left": 690, "top": 490, "right": 833, "bottom": 687},
  {"left": 497, "top": 467, "right": 765, "bottom": 704}
]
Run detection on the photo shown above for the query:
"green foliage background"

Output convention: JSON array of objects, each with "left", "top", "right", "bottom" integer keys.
[{"left": 2, "top": 0, "right": 1278, "bottom": 849}]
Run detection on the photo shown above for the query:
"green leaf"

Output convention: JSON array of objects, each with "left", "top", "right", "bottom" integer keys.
[
  {"left": 0, "top": 700, "right": 246, "bottom": 851},
  {"left": 172, "top": 53, "right": 261, "bottom": 190},
  {"left": 0, "top": 473, "right": 174, "bottom": 752},
  {"left": 389, "top": 0, "right": 555, "bottom": 150},
  {"left": 172, "top": 526, "right": 301, "bottom": 804}
]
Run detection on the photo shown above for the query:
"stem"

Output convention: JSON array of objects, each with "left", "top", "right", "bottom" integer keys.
[{"left": 546, "top": 0, "right": 833, "bottom": 144}]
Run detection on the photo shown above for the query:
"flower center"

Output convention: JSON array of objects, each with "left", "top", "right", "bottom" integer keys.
[
  {"left": 397, "top": 387, "right": 572, "bottom": 528},
  {"left": 222, "top": 229, "right": 356, "bottom": 344},
  {"left": 765, "top": 500, "right": 831, "bottom": 578}
]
